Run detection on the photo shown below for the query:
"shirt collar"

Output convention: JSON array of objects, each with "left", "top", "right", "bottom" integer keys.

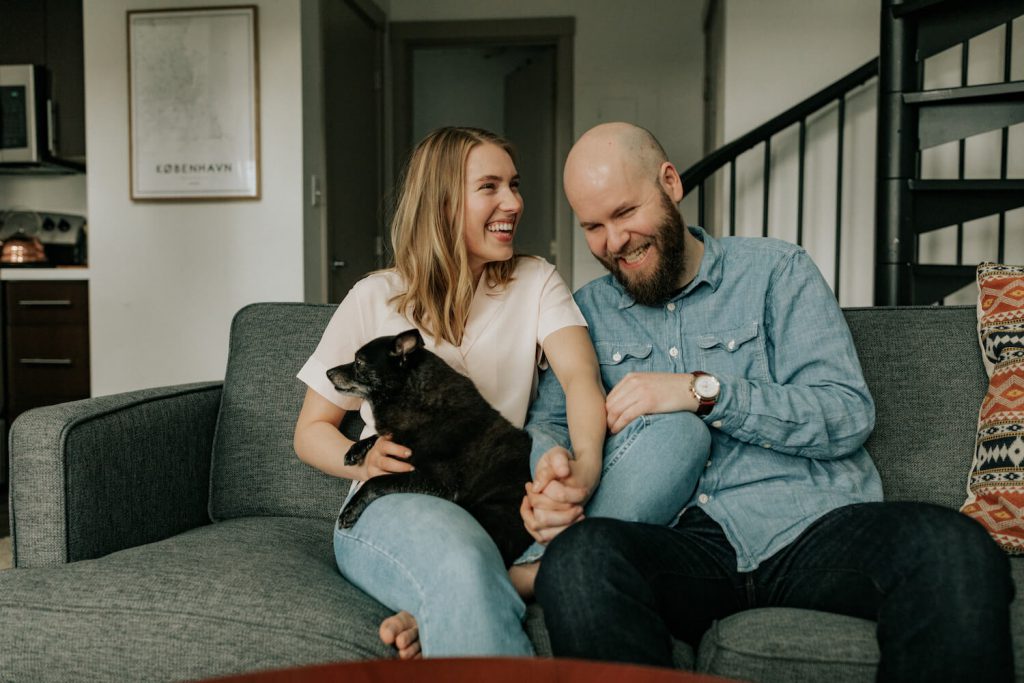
[{"left": 611, "top": 226, "right": 724, "bottom": 309}]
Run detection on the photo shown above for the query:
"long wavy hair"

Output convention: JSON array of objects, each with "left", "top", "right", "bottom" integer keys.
[{"left": 389, "top": 127, "right": 519, "bottom": 346}]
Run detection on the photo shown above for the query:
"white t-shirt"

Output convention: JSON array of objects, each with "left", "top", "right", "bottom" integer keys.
[{"left": 297, "top": 256, "right": 586, "bottom": 440}]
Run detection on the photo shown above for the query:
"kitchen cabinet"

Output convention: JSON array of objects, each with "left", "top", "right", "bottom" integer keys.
[
  {"left": 2, "top": 278, "right": 91, "bottom": 487},
  {"left": 4, "top": 280, "right": 90, "bottom": 420},
  {"left": 0, "top": 0, "right": 86, "bottom": 160}
]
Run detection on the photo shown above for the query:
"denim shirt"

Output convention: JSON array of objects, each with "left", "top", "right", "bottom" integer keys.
[{"left": 526, "top": 227, "right": 883, "bottom": 572}]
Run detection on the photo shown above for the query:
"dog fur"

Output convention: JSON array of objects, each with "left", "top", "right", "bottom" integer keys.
[{"left": 327, "top": 329, "right": 533, "bottom": 567}]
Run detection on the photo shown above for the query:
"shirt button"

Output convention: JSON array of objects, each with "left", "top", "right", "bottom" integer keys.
[
  {"left": 705, "top": 460, "right": 712, "bottom": 468},
  {"left": 712, "top": 420, "right": 723, "bottom": 428},
  {"left": 612, "top": 352, "right": 622, "bottom": 362},
  {"left": 727, "top": 340, "right": 736, "bottom": 351},
  {"left": 667, "top": 302, "right": 676, "bottom": 312},
  {"left": 762, "top": 442, "right": 772, "bottom": 449},
  {"left": 669, "top": 347, "right": 679, "bottom": 358},
  {"left": 698, "top": 493, "right": 710, "bottom": 504}
]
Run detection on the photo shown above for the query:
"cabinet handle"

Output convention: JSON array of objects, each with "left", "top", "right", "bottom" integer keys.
[
  {"left": 18, "top": 299, "right": 72, "bottom": 307},
  {"left": 19, "top": 358, "right": 73, "bottom": 366},
  {"left": 47, "top": 99, "right": 57, "bottom": 156}
]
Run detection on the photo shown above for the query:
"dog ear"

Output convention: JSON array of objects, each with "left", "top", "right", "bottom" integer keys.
[{"left": 392, "top": 329, "right": 424, "bottom": 359}]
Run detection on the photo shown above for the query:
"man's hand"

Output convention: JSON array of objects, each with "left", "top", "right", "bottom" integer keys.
[
  {"left": 359, "top": 435, "right": 414, "bottom": 480},
  {"left": 520, "top": 447, "right": 596, "bottom": 544},
  {"left": 606, "top": 372, "right": 697, "bottom": 434}
]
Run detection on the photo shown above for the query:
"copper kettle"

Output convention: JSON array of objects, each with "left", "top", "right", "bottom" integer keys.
[
  {"left": 0, "top": 210, "right": 48, "bottom": 265},
  {"left": 2, "top": 230, "right": 48, "bottom": 264}
]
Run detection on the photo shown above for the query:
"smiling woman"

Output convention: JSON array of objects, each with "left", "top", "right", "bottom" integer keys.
[
  {"left": 292, "top": 126, "right": 607, "bottom": 660},
  {"left": 462, "top": 142, "right": 523, "bottom": 278}
]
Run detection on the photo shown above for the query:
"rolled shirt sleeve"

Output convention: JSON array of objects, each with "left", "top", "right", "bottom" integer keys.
[{"left": 297, "top": 283, "right": 369, "bottom": 411}]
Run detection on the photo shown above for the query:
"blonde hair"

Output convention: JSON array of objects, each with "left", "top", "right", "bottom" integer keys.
[{"left": 389, "top": 127, "right": 519, "bottom": 346}]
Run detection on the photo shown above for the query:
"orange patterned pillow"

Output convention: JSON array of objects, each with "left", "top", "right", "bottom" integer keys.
[{"left": 961, "top": 263, "right": 1024, "bottom": 553}]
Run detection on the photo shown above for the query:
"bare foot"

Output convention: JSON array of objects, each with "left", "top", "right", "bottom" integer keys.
[
  {"left": 379, "top": 610, "right": 422, "bottom": 659},
  {"left": 508, "top": 561, "right": 540, "bottom": 600}
]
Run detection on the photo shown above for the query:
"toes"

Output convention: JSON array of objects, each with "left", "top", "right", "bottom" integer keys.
[
  {"left": 378, "top": 615, "right": 403, "bottom": 645},
  {"left": 379, "top": 611, "right": 419, "bottom": 651},
  {"left": 395, "top": 625, "right": 419, "bottom": 650}
]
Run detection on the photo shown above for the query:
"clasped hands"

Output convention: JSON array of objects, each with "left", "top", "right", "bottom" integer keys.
[{"left": 521, "top": 371, "right": 698, "bottom": 543}]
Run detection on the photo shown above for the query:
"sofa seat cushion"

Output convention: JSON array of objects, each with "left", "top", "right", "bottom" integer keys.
[
  {"left": 696, "top": 607, "right": 878, "bottom": 682},
  {"left": 0, "top": 517, "right": 395, "bottom": 681}
]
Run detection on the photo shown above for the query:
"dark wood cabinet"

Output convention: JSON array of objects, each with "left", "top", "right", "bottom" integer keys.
[
  {"left": 4, "top": 280, "right": 90, "bottom": 421},
  {"left": 0, "top": 0, "right": 86, "bottom": 160}
]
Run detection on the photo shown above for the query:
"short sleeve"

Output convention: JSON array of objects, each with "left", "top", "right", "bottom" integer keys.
[
  {"left": 537, "top": 264, "right": 586, "bottom": 344},
  {"left": 297, "top": 283, "right": 371, "bottom": 410}
]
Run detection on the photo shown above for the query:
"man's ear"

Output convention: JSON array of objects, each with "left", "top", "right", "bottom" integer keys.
[
  {"left": 659, "top": 161, "right": 684, "bottom": 203},
  {"left": 392, "top": 329, "right": 424, "bottom": 359}
]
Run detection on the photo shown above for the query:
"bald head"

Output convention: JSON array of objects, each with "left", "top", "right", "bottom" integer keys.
[
  {"left": 564, "top": 122, "right": 668, "bottom": 193},
  {"left": 563, "top": 123, "right": 680, "bottom": 218}
]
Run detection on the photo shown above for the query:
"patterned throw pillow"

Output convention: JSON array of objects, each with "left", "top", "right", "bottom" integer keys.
[{"left": 961, "top": 263, "right": 1024, "bottom": 553}]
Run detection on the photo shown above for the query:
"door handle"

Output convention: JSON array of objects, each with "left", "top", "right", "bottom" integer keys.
[
  {"left": 19, "top": 358, "right": 73, "bottom": 366},
  {"left": 332, "top": 260, "right": 347, "bottom": 269}
]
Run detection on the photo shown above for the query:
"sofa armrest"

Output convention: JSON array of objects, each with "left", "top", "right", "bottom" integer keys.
[{"left": 9, "top": 381, "right": 223, "bottom": 567}]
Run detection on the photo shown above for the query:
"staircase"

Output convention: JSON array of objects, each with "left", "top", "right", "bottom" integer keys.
[
  {"left": 680, "top": 0, "right": 1023, "bottom": 306},
  {"left": 876, "top": 0, "right": 1024, "bottom": 305}
]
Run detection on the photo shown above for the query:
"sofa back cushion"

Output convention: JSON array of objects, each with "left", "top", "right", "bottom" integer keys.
[
  {"left": 208, "top": 302, "right": 983, "bottom": 520},
  {"left": 210, "top": 302, "right": 350, "bottom": 521},
  {"left": 845, "top": 305, "right": 984, "bottom": 509}
]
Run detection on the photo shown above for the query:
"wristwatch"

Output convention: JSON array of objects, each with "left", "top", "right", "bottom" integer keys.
[{"left": 690, "top": 371, "right": 721, "bottom": 416}]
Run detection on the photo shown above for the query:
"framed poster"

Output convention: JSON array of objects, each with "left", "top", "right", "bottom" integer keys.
[{"left": 128, "top": 6, "right": 260, "bottom": 200}]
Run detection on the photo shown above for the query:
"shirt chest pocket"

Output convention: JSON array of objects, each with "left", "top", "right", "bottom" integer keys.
[
  {"left": 695, "top": 321, "right": 768, "bottom": 381},
  {"left": 595, "top": 341, "right": 654, "bottom": 388}
]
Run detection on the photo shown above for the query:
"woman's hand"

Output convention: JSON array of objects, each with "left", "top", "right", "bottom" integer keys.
[
  {"left": 520, "top": 447, "right": 598, "bottom": 544},
  {"left": 359, "top": 435, "right": 415, "bottom": 480}
]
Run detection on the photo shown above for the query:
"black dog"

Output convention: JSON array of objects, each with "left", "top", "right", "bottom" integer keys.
[{"left": 326, "top": 329, "right": 533, "bottom": 567}]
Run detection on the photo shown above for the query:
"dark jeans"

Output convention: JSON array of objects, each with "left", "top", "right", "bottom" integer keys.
[{"left": 535, "top": 502, "right": 1014, "bottom": 681}]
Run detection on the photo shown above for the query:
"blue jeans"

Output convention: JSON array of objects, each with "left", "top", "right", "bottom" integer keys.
[
  {"left": 535, "top": 503, "right": 1015, "bottom": 680},
  {"left": 333, "top": 411, "right": 711, "bottom": 657}
]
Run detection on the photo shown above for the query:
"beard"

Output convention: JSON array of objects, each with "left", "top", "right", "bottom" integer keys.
[{"left": 600, "top": 190, "right": 687, "bottom": 306}]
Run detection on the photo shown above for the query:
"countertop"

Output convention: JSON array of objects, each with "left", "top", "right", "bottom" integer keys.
[{"left": 0, "top": 267, "right": 89, "bottom": 280}]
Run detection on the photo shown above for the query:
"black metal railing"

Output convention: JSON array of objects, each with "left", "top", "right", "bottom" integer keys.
[
  {"left": 877, "top": 0, "right": 1023, "bottom": 305},
  {"left": 679, "top": 59, "right": 878, "bottom": 300}
]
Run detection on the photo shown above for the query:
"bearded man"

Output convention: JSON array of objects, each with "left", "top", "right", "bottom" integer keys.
[{"left": 520, "top": 122, "right": 1013, "bottom": 681}]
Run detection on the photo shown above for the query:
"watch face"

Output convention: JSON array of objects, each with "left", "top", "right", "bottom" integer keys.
[{"left": 695, "top": 374, "right": 720, "bottom": 399}]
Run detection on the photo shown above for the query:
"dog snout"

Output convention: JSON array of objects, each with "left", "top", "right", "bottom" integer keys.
[{"left": 326, "top": 364, "right": 364, "bottom": 394}]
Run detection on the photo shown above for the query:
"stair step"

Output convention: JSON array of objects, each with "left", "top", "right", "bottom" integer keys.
[
  {"left": 910, "top": 264, "right": 977, "bottom": 305},
  {"left": 908, "top": 180, "right": 1024, "bottom": 234},
  {"left": 906, "top": 81, "right": 1024, "bottom": 149},
  {"left": 894, "top": 0, "right": 1023, "bottom": 62},
  {"left": 905, "top": 80, "right": 1024, "bottom": 106}
]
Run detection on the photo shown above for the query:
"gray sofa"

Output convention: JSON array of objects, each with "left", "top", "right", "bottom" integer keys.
[{"left": 0, "top": 303, "right": 1018, "bottom": 681}]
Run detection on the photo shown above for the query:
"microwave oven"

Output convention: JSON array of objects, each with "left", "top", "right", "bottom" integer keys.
[{"left": 0, "top": 65, "right": 82, "bottom": 173}]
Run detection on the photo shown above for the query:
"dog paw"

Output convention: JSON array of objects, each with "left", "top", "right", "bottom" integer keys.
[
  {"left": 337, "top": 509, "right": 358, "bottom": 529},
  {"left": 344, "top": 436, "right": 378, "bottom": 466}
]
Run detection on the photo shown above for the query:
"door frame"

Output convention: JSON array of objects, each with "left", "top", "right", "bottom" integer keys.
[
  {"left": 301, "top": 0, "right": 386, "bottom": 303},
  {"left": 389, "top": 17, "right": 575, "bottom": 283}
]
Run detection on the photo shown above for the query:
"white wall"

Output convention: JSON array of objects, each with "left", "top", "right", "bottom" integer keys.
[
  {"left": 84, "top": 0, "right": 305, "bottom": 396},
  {"left": 719, "top": 0, "right": 879, "bottom": 306},
  {"left": 388, "top": 0, "right": 706, "bottom": 290}
]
